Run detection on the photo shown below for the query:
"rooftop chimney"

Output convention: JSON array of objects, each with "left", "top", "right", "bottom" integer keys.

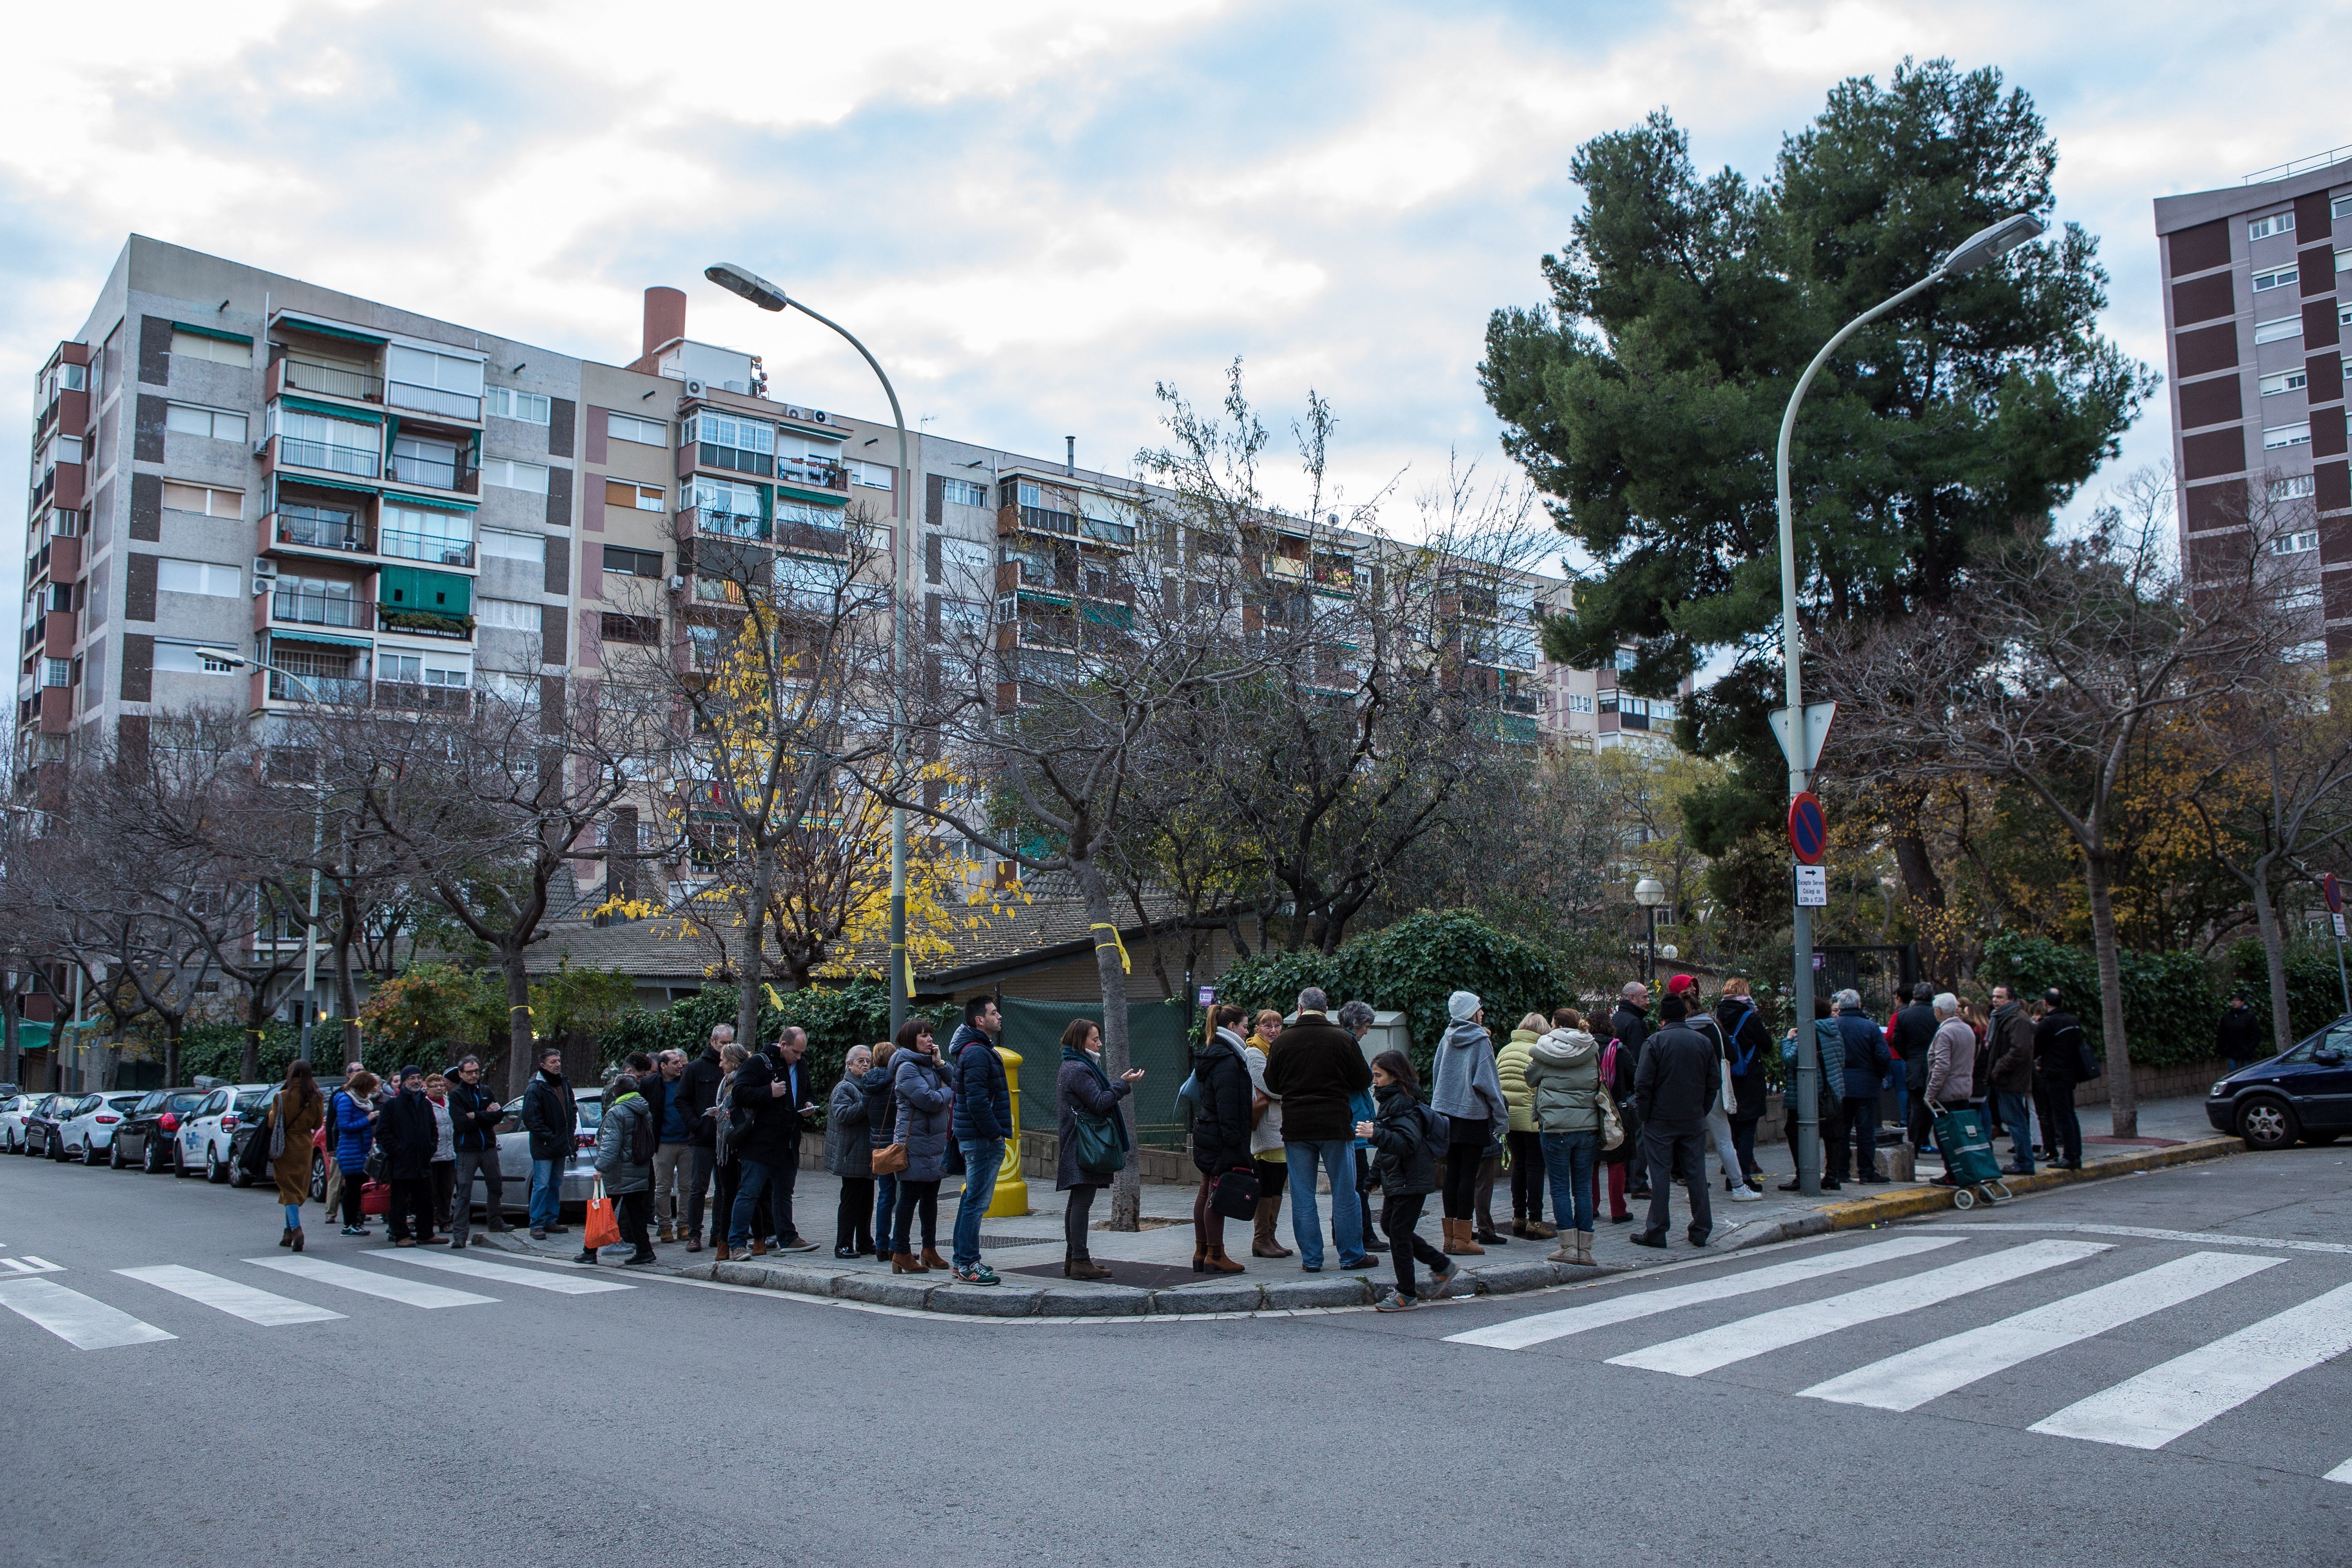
[
  {"left": 1064, "top": 436, "right": 1075, "bottom": 477},
  {"left": 642, "top": 287, "right": 686, "bottom": 359}
]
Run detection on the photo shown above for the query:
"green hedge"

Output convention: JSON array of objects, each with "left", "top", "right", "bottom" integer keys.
[
  {"left": 2227, "top": 939, "right": 2351, "bottom": 1049},
  {"left": 1978, "top": 934, "right": 2219, "bottom": 1069},
  {"left": 1213, "top": 910, "right": 1568, "bottom": 1084}
]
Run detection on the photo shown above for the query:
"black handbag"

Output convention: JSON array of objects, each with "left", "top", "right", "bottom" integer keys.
[
  {"left": 238, "top": 1117, "right": 274, "bottom": 1181},
  {"left": 1208, "top": 1165, "right": 1259, "bottom": 1220}
]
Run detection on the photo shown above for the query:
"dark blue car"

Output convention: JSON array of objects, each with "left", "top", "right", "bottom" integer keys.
[{"left": 2205, "top": 1017, "right": 2352, "bottom": 1150}]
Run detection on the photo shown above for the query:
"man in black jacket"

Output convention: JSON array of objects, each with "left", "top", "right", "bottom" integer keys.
[
  {"left": 445, "top": 1055, "right": 507, "bottom": 1248},
  {"left": 379, "top": 1067, "right": 445, "bottom": 1247},
  {"left": 2034, "top": 990, "right": 2087, "bottom": 1171},
  {"left": 1263, "top": 988, "right": 1376, "bottom": 1271},
  {"left": 520, "top": 1047, "right": 578, "bottom": 1240},
  {"left": 1889, "top": 984, "right": 1940, "bottom": 1153},
  {"left": 1631, "top": 996, "right": 1717, "bottom": 1250},
  {"left": 2215, "top": 995, "right": 2263, "bottom": 1070},
  {"left": 759, "top": 1029, "right": 818, "bottom": 1253},
  {"left": 676, "top": 1028, "right": 728, "bottom": 1252},
  {"left": 1610, "top": 983, "right": 1653, "bottom": 1199},
  {"left": 726, "top": 1033, "right": 819, "bottom": 1257}
]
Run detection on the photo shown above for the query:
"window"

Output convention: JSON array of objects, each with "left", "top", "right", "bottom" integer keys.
[
  {"left": 41, "top": 658, "right": 69, "bottom": 688},
  {"left": 2261, "top": 370, "right": 2309, "bottom": 397},
  {"left": 600, "top": 612, "right": 661, "bottom": 645},
  {"left": 607, "top": 412, "right": 667, "bottom": 448},
  {"left": 161, "top": 482, "right": 242, "bottom": 518},
  {"left": 1612, "top": 648, "right": 1635, "bottom": 672},
  {"left": 480, "top": 529, "right": 545, "bottom": 564},
  {"left": 940, "top": 477, "right": 987, "bottom": 508},
  {"left": 2271, "top": 531, "right": 2321, "bottom": 555},
  {"left": 1564, "top": 692, "right": 1593, "bottom": 714},
  {"left": 378, "top": 651, "right": 470, "bottom": 686},
  {"left": 475, "top": 671, "right": 538, "bottom": 706},
  {"left": 385, "top": 345, "right": 485, "bottom": 418},
  {"left": 2271, "top": 475, "right": 2318, "bottom": 500},
  {"left": 2247, "top": 212, "right": 2295, "bottom": 241},
  {"left": 940, "top": 537, "right": 991, "bottom": 592},
  {"left": 2255, "top": 317, "right": 2303, "bottom": 344},
  {"left": 2336, "top": 195, "right": 2352, "bottom": 221},
  {"left": 380, "top": 504, "right": 474, "bottom": 566},
  {"left": 774, "top": 554, "right": 848, "bottom": 606},
  {"left": 273, "top": 406, "right": 378, "bottom": 476},
  {"left": 481, "top": 458, "right": 549, "bottom": 494},
  {"left": 690, "top": 477, "right": 763, "bottom": 534},
  {"left": 169, "top": 330, "right": 251, "bottom": 368},
  {"left": 604, "top": 480, "right": 664, "bottom": 511},
  {"left": 847, "top": 458, "right": 894, "bottom": 490},
  {"left": 602, "top": 545, "right": 663, "bottom": 579},
  {"left": 157, "top": 558, "right": 240, "bottom": 596},
  {"left": 475, "top": 597, "right": 539, "bottom": 631},
  {"left": 165, "top": 403, "right": 247, "bottom": 443},
  {"left": 152, "top": 643, "right": 240, "bottom": 675},
  {"left": 1651, "top": 698, "right": 1677, "bottom": 721},
  {"left": 390, "top": 433, "right": 461, "bottom": 489},
  {"left": 485, "top": 387, "right": 551, "bottom": 424},
  {"left": 2265, "top": 422, "right": 2313, "bottom": 449},
  {"left": 2253, "top": 267, "right": 2299, "bottom": 293}
]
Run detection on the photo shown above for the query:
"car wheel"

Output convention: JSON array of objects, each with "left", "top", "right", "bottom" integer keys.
[
  {"left": 173, "top": 1146, "right": 192, "bottom": 1179},
  {"left": 2298, "top": 1130, "right": 2341, "bottom": 1146},
  {"left": 109, "top": 1139, "right": 126, "bottom": 1170},
  {"left": 49, "top": 1134, "right": 68, "bottom": 1162},
  {"left": 143, "top": 1141, "right": 162, "bottom": 1174},
  {"left": 2238, "top": 1097, "right": 2299, "bottom": 1152},
  {"left": 204, "top": 1146, "right": 226, "bottom": 1184},
  {"left": 310, "top": 1153, "right": 327, "bottom": 1202}
]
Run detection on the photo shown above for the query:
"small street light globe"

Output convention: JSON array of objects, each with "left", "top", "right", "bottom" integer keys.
[{"left": 1634, "top": 877, "right": 1666, "bottom": 908}]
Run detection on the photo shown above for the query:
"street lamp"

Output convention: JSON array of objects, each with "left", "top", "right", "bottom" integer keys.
[
  {"left": 1634, "top": 877, "right": 1666, "bottom": 984},
  {"left": 198, "top": 648, "right": 328, "bottom": 1064},
  {"left": 706, "top": 263, "right": 915, "bottom": 1035},
  {"left": 1771, "top": 211, "right": 2044, "bottom": 1197}
]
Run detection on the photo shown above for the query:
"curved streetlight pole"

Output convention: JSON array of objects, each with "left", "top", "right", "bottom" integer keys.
[
  {"left": 705, "top": 265, "right": 914, "bottom": 1035},
  {"left": 1772, "top": 212, "right": 2043, "bottom": 1198}
]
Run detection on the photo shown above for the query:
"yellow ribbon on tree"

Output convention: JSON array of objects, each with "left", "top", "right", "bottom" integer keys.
[
  {"left": 1088, "top": 922, "right": 1131, "bottom": 975},
  {"left": 763, "top": 983, "right": 785, "bottom": 1013}
]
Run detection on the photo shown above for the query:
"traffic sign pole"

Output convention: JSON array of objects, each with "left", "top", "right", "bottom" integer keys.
[{"left": 2328, "top": 875, "right": 2350, "bottom": 1021}]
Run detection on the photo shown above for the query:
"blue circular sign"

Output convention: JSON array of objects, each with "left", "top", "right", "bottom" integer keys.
[{"left": 1788, "top": 793, "right": 1827, "bottom": 866}]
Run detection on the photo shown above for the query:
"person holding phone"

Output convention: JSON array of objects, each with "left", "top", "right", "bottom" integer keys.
[{"left": 724, "top": 1031, "right": 820, "bottom": 1258}]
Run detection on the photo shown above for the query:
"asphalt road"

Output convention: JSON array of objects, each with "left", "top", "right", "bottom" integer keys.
[{"left": 5, "top": 1141, "right": 2350, "bottom": 1568}]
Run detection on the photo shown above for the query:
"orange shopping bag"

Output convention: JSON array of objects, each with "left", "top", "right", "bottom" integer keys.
[{"left": 583, "top": 1176, "right": 620, "bottom": 1252}]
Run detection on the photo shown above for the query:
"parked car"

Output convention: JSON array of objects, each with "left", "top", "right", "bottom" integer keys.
[
  {"left": 175, "top": 1084, "right": 274, "bottom": 1183},
  {"left": 2207, "top": 1017, "right": 2352, "bottom": 1150},
  {"left": 24, "top": 1094, "right": 82, "bottom": 1159},
  {"left": 114, "top": 1088, "right": 209, "bottom": 1171},
  {"left": 0, "top": 1093, "right": 40, "bottom": 1153},
  {"left": 485, "top": 1086, "right": 604, "bottom": 1214},
  {"left": 55, "top": 1092, "right": 145, "bottom": 1163}
]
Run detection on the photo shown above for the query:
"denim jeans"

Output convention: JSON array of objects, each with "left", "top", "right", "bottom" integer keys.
[
  {"left": 1283, "top": 1139, "right": 1365, "bottom": 1268},
  {"left": 952, "top": 1138, "right": 1005, "bottom": 1268},
  {"left": 1995, "top": 1091, "right": 2034, "bottom": 1171},
  {"left": 529, "top": 1156, "right": 566, "bottom": 1230},
  {"left": 873, "top": 1171, "right": 900, "bottom": 1256},
  {"left": 1843, "top": 1096, "right": 1880, "bottom": 1180},
  {"left": 1540, "top": 1130, "right": 1598, "bottom": 1234},
  {"left": 728, "top": 1156, "right": 778, "bottom": 1248}
]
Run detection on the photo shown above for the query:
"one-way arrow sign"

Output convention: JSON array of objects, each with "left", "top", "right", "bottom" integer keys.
[{"left": 1769, "top": 701, "right": 1838, "bottom": 775}]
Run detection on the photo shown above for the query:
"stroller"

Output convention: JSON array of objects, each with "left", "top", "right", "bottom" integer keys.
[{"left": 1928, "top": 1099, "right": 2013, "bottom": 1210}]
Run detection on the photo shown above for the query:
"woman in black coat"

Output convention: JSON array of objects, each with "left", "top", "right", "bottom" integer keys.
[
  {"left": 1190, "top": 1005, "right": 1256, "bottom": 1275},
  {"left": 1055, "top": 1018, "right": 1141, "bottom": 1280}
]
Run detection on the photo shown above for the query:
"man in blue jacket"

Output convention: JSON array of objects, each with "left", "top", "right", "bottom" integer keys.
[
  {"left": 948, "top": 996, "right": 1011, "bottom": 1285},
  {"left": 1833, "top": 990, "right": 1893, "bottom": 1183}
]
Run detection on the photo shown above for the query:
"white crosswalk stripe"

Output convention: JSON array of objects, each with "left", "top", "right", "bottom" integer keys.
[
  {"left": 2324, "top": 1455, "right": 2352, "bottom": 1485},
  {"left": 1444, "top": 1235, "right": 1963, "bottom": 1351},
  {"left": 1610, "top": 1240, "right": 2112, "bottom": 1377},
  {"left": 1800, "top": 1250, "right": 2283, "bottom": 1411},
  {"left": 247, "top": 1254, "right": 496, "bottom": 1308},
  {"left": 116, "top": 1264, "right": 347, "bottom": 1326},
  {"left": 370, "top": 1249, "right": 633, "bottom": 1295},
  {"left": 0, "top": 1278, "right": 174, "bottom": 1348},
  {"left": 2029, "top": 1280, "right": 2352, "bottom": 1450}
]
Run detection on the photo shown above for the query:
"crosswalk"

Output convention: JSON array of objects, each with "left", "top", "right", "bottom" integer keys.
[
  {"left": 1447, "top": 1235, "right": 2352, "bottom": 1475},
  {"left": 0, "top": 1248, "right": 634, "bottom": 1347}
]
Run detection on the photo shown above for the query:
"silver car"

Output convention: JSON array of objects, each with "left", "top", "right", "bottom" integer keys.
[{"left": 470, "top": 1086, "right": 605, "bottom": 1216}]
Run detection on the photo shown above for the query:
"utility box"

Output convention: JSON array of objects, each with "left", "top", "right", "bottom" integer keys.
[{"left": 1357, "top": 1010, "right": 1410, "bottom": 1067}]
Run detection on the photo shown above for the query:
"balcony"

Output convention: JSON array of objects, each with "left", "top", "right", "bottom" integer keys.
[
  {"left": 386, "top": 381, "right": 482, "bottom": 422},
  {"left": 775, "top": 457, "right": 849, "bottom": 496},
  {"left": 268, "top": 670, "right": 369, "bottom": 706},
  {"left": 377, "top": 608, "right": 474, "bottom": 640},
  {"left": 773, "top": 516, "right": 850, "bottom": 556},
  {"left": 1265, "top": 554, "right": 1307, "bottom": 582},
  {"left": 1000, "top": 503, "right": 1079, "bottom": 540},
  {"left": 386, "top": 449, "right": 480, "bottom": 494},
  {"left": 269, "top": 588, "right": 372, "bottom": 632},
  {"left": 276, "top": 358, "right": 384, "bottom": 403},
  {"left": 1078, "top": 515, "right": 1136, "bottom": 549},
  {"left": 685, "top": 506, "right": 768, "bottom": 541},
  {"left": 374, "top": 681, "right": 474, "bottom": 715},
  {"left": 267, "top": 510, "right": 373, "bottom": 557},
  {"left": 379, "top": 528, "right": 475, "bottom": 569},
  {"left": 277, "top": 436, "right": 380, "bottom": 480}
]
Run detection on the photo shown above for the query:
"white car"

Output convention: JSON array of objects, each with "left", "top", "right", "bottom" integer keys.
[
  {"left": 0, "top": 1094, "right": 39, "bottom": 1153},
  {"left": 176, "top": 1083, "right": 274, "bottom": 1183},
  {"left": 56, "top": 1092, "right": 145, "bottom": 1163}
]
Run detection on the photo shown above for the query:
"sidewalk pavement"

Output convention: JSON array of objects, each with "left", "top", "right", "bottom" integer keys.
[{"left": 490, "top": 1094, "right": 2238, "bottom": 1317}]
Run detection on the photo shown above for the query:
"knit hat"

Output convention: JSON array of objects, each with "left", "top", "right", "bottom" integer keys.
[
  {"left": 397, "top": 1064, "right": 422, "bottom": 1082},
  {"left": 1447, "top": 990, "right": 1480, "bottom": 1022},
  {"left": 1665, "top": 974, "right": 1698, "bottom": 997}
]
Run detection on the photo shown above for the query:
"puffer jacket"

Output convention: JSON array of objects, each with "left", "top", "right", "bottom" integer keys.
[
  {"left": 1056, "top": 1048, "right": 1133, "bottom": 1192},
  {"left": 593, "top": 1088, "right": 651, "bottom": 1195},
  {"left": 1782, "top": 1018, "right": 1848, "bottom": 1102},
  {"left": 892, "top": 1050, "right": 955, "bottom": 1182},
  {"left": 949, "top": 1024, "right": 1013, "bottom": 1142},
  {"left": 1367, "top": 1081, "right": 1440, "bottom": 1197},
  {"left": 1927, "top": 1016, "right": 1978, "bottom": 1104},
  {"left": 329, "top": 1089, "right": 374, "bottom": 1171},
  {"left": 1523, "top": 1027, "right": 1601, "bottom": 1135},
  {"left": 1429, "top": 1020, "right": 1507, "bottom": 1126},
  {"left": 823, "top": 1075, "right": 871, "bottom": 1178},
  {"left": 1190, "top": 1029, "right": 1255, "bottom": 1176},
  {"left": 1496, "top": 1028, "right": 1539, "bottom": 1134},
  {"left": 861, "top": 1063, "right": 898, "bottom": 1152}
]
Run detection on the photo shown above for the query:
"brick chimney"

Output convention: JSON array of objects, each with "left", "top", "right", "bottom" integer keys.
[{"left": 642, "top": 286, "right": 686, "bottom": 359}]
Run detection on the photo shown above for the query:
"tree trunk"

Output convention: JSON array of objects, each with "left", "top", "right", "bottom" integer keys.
[
  {"left": 2249, "top": 868, "right": 2296, "bottom": 1055},
  {"left": 2083, "top": 847, "right": 2137, "bottom": 1137},
  {"left": 1076, "top": 859, "right": 1138, "bottom": 1230},
  {"left": 736, "top": 857, "right": 771, "bottom": 1054},
  {"left": 333, "top": 893, "right": 362, "bottom": 1065},
  {"left": 503, "top": 950, "right": 535, "bottom": 1101}
]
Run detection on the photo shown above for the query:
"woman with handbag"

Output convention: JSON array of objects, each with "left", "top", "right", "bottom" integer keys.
[
  {"left": 825, "top": 1045, "right": 877, "bottom": 1259},
  {"left": 1525, "top": 1008, "right": 1602, "bottom": 1265},
  {"left": 890, "top": 1022, "right": 955, "bottom": 1274},
  {"left": 1056, "top": 1018, "right": 1142, "bottom": 1280},
  {"left": 867, "top": 1035, "right": 904, "bottom": 1260},
  {"left": 710, "top": 1044, "right": 749, "bottom": 1261},
  {"left": 1190, "top": 1005, "right": 1256, "bottom": 1274},
  {"left": 267, "top": 1060, "right": 327, "bottom": 1252},
  {"left": 329, "top": 1070, "right": 380, "bottom": 1238}
]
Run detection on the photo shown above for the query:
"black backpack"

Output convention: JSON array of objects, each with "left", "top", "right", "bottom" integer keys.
[{"left": 623, "top": 1098, "right": 656, "bottom": 1165}]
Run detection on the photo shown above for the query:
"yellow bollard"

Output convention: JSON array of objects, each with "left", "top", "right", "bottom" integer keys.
[{"left": 987, "top": 1045, "right": 1030, "bottom": 1217}]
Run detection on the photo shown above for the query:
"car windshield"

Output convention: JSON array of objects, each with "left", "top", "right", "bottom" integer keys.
[
  {"left": 106, "top": 1094, "right": 143, "bottom": 1110},
  {"left": 236, "top": 1091, "right": 271, "bottom": 1112},
  {"left": 167, "top": 1092, "right": 206, "bottom": 1113},
  {"left": 577, "top": 1098, "right": 604, "bottom": 1128}
]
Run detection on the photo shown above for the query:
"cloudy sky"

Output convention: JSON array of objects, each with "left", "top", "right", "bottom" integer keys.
[{"left": 5, "top": 0, "right": 2346, "bottom": 612}]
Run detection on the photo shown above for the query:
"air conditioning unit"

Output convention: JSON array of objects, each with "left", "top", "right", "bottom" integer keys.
[
  {"left": 683, "top": 378, "right": 706, "bottom": 397},
  {"left": 667, "top": 574, "right": 686, "bottom": 591},
  {"left": 253, "top": 559, "right": 279, "bottom": 579},
  {"left": 811, "top": 410, "right": 828, "bottom": 424}
]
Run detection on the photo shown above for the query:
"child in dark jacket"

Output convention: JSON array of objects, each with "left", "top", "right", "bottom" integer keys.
[{"left": 1360, "top": 1052, "right": 1457, "bottom": 1312}]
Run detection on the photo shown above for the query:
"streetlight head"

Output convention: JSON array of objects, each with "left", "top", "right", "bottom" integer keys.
[
  {"left": 1938, "top": 212, "right": 2045, "bottom": 278},
  {"left": 1634, "top": 877, "right": 1667, "bottom": 908},
  {"left": 194, "top": 647, "right": 247, "bottom": 668},
  {"left": 705, "top": 263, "right": 790, "bottom": 313}
]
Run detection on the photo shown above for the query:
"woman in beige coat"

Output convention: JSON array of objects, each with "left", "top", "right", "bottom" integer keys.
[{"left": 270, "top": 1060, "right": 328, "bottom": 1253}]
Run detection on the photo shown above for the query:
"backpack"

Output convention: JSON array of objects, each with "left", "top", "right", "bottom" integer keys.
[
  {"left": 1415, "top": 1103, "right": 1451, "bottom": 1170},
  {"left": 623, "top": 1098, "right": 656, "bottom": 1165}
]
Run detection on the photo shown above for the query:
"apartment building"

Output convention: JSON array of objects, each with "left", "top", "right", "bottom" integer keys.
[
  {"left": 2155, "top": 151, "right": 2352, "bottom": 654},
  {"left": 17, "top": 240, "right": 1650, "bottom": 860}
]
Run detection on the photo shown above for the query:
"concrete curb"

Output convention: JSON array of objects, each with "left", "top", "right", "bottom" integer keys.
[
  {"left": 1718, "top": 1134, "right": 2242, "bottom": 1252},
  {"left": 676, "top": 1252, "right": 1635, "bottom": 1318}
]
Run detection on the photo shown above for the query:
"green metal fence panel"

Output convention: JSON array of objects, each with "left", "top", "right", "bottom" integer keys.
[{"left": 999, "top": 996, "right": 1196, "bottom": 1149}]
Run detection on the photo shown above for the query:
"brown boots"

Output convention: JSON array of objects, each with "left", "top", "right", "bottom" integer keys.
[
  {"left": 920, "top": 1246, "right": 949, "bottom": 1271},
  {"left": 749, "top": 1239, "right": 768, "bottom": 1258},
  {"left": 659, "top": 1223, "right": 676, "bottom": 1244},
  {"left": 1251, "top": 1193, "right": 1293, "bottom": 1258},
  {"left": 1063, "top": 1255, "right": 1112, "bottom": 1280},
  {"left": 1441, "top": 1219, "right": 1485, "bottom": 1256},
  {"left": 714, "top": 1242, "right": 732, "bottom": 1262},
  {"left": 1515, "top": 1217, "right": 1557, "bottom": 1239},
  {"left": 893, "top": 1251, "right": 930, "bottom": 1274}
]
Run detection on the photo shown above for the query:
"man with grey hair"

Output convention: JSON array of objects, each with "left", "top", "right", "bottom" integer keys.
[
  {"left": 1263, "top": 988, "right": 1374, "bottom": 1271},
  {"left": 1335, "top": 1000, "right": 1385, "bottom": 1254},
  {"left": 1924, "top": 993, "right": 1976, "bottom": 1186},
  {"left": 1833, "top": 990, "right": 1892, "bottom": 1183}
]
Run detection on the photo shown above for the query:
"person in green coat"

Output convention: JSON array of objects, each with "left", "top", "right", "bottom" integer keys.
[
  {"left": 1495, "top": 1014, "right": 1553, "bottom": 1240},
  {"left": 1524, "top": 1007, "right": 1603, "bottom": 1265}
]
